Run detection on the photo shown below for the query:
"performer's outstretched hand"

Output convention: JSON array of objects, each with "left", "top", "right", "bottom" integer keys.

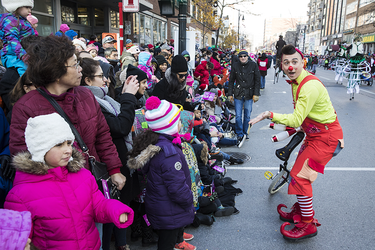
[{"left": 249, "top": 111, "right": 271, "bottom": 126}]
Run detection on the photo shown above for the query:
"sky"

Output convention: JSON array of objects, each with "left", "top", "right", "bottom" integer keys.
[{"left": 223, "top": 0, "right": 310, "bottom": 50}]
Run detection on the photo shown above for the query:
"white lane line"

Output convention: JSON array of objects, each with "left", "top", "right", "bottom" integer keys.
[
  {"left": 361, "top": 89, "right": 375, "bottom": 95},
  {"left": 320, "top": 76, "right": 330, "bottom": 80},
  {"left": 227, "top": 167, "right": 375, "bottom": 171},
  {"left": 274, "top": 91, "right": 286, "bottom": 93}
]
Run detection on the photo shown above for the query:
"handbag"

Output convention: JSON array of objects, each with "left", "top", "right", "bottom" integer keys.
[{"left": 37, "top": 88, "right": 120, "bottom": 200}]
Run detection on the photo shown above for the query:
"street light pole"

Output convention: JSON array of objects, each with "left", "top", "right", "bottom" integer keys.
[
  {"left": 238, "top": 10, "right": 240, "bottom": 49},
  {"left": 178, "top": 0, "right": 187, "bottom": 54}
]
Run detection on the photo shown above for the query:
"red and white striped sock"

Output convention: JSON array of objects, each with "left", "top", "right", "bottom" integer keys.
[{"left": 297, "top": 195, "right": 314, "bottom": 222}]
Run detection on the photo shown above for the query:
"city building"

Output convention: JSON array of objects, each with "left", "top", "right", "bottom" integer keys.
[
  {"left": 344, "top": 0, "right": 375, "bottom": 54},
  {"left": 0, "top": 0, "right": 215, "bottom": 52}
]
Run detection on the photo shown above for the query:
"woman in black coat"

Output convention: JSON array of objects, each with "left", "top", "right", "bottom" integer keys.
[{"left": 152, "top": 55, "right": 194, "bottom": 111}]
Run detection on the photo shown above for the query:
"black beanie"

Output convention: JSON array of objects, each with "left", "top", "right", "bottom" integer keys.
[
  {"left": 155, "top": 55, "right": 168, "bottom": 66},
  {"left": 126, "top": 64, "right": 148, "bottom": 82},
  {"left": 171, "top": 55, "right": 188, "bottom": 73}
]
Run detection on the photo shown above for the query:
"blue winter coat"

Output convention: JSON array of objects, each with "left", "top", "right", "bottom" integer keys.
[{"left": 127, "top": 134, "right": 194, "bottom": 230}]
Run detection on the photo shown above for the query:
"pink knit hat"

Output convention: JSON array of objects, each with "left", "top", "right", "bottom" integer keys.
[
  {"left": 27, "top": 13, "right": 38, "bottom": 25},
  {"left": 86, "top": 45, "right": 98, "bottom": 52},
  {"left": 145, "top": 96, "right": 181, "bottom": 136},
  {"left": 60, "top": 24, "right": 70, "bottom": 33},
  {"left": 186, "top": 75, "right": 194, "bottom": 87}
]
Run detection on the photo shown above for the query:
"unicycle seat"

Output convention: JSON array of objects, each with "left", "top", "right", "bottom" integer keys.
[{"left": 275, "top": 132, "right": 305, "bottom": 162}]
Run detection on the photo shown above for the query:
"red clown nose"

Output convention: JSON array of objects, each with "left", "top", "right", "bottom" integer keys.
[{"left": 288, "top": 66, "right": 293, "bottom": 71}]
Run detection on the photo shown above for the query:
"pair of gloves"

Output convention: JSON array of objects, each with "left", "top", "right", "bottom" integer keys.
[
  {"left": 1, "top": 155, "right": 15, "bottom": 180},
  {"left": 229, "top": 95, "right": 259, "bottom": 103}
]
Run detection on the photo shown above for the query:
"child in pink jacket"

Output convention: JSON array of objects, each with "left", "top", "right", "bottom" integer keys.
[{"left": 4, "top": 113, "right": 134, "bottom": 250}]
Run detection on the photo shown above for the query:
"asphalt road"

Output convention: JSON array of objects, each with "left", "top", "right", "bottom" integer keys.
[{"left": 114, "top": 66, "right": 375, "bottom": 250}]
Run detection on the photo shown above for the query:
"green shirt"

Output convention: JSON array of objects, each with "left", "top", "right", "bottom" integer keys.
[{"left": 272, "top": 70, "right": 337, "bottom": 127}]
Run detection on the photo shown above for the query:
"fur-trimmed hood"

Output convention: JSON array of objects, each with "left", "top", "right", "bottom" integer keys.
[
  {"left": 12, "top": 148, "right": 85, "bottom": 175},
  {"left": 127, "top": 144, "right": 161, "bottom": 170}
]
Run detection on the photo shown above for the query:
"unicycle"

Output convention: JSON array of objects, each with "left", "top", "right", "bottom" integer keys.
[{"left": 265, "top": 131, "right": 305, "bottom": 194}]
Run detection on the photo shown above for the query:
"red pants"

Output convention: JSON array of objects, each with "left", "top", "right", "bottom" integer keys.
[{"left": 288, "top": 117, "right": 343, "bottom": 197}]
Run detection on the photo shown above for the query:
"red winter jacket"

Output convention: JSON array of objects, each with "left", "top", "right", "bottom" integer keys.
[
  {"left": 9, "top": 86, "right": 122, "bottom": 175},
  {"left": 194, "top": 61, "right": 210, "bottom": 86},
  {"left": 210, "top": 57, "right": 222, "bottom": 77}
]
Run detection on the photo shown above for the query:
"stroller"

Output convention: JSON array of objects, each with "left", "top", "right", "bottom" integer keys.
[{"left": 360, "top": 72, "right": 374, "bottom": 86}]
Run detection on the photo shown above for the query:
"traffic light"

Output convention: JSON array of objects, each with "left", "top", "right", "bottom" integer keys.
[{"left": 158, "top": 0, "right": 175, "bottom": 16}]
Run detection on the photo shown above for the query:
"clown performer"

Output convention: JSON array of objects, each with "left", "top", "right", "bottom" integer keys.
[{"left": 249, "top": 45, "right": 344, "bottom": 241}]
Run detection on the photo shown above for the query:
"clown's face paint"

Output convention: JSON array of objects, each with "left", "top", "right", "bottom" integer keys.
[{"left": 282, "top": 52, "right": 304, "bottom": 80}]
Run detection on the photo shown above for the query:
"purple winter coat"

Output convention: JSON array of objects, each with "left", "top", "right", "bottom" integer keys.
[{"left": 127, "top": 134, "right": 194, "bottom": 230}]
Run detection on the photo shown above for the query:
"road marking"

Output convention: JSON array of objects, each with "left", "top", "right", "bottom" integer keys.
[
  {"left": 274, "top": 91, "right": 286, "bottom": 93},
  {"left": 227, "top": 167, "right": 375, "bottom": 171},
  {"left": 361, "top": 89, "right": 375, "bottom": 95},
  {"left": 320, "top": 76, "right": 330, "bottom": 80}
]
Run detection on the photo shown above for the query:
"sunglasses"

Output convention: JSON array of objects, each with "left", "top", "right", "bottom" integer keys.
[
  {"left": 239, "top": 55, "right": 247, "bottom": 58},
  {"left": 178, "top": 73, "right": 188, "bottom": 79}
]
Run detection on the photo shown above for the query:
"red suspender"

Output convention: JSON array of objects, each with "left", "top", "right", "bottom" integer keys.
[{"left": 293, "top": 75, "right": 325, "bottom": 109}]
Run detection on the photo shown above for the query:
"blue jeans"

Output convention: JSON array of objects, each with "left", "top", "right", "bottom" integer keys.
[
  {"left": 95, "top": 222, "right": 103, "bottom": 250},
  {"left": 218, "top": 137, "right": 237, "bottom": 146},
  {"left": 260, "top": 76, "right": 266, "bottom": 89},
  {"left": 220, "top": 151, "right": 231, "bottom": 160},
  {"left": 234, "top": 97, "right": 253, "bottom": 137}
]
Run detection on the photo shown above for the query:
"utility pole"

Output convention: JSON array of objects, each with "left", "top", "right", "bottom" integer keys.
[
  {"left": 178, "top": 0, "right": 187, "bottom": 54},
  {"left": 238, "top": 10, "right": 240, "bottom": 49}
]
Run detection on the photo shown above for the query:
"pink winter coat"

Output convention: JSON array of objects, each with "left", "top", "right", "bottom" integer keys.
[
  {"left": 4, "top": 149, "right": 134, "bottom": 250},
  {"left": 9, "top": 86, "right": 122, "bottom": 175}
]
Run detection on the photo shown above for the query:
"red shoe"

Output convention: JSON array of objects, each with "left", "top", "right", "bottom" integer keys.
[
  {"left": 277, "top": 202, "right": 301, "bottom": 222},
  {"left": 174, "top": 241, "right": 196, "bottom": 250},
  {"left": 183, "top": 232, "right": 194, "bottom": 241},
  {"left": 280, "top": 215, "right": 321, "bottom": 240}
]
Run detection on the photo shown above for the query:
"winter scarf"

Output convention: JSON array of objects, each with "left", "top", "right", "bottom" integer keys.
[{"left": 85, "top": 86, "right": 120, "bottom": 116}]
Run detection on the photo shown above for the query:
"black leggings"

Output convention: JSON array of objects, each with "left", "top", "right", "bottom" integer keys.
[{"left": 155, "top": 227, "right": 184, "bottom": 250}]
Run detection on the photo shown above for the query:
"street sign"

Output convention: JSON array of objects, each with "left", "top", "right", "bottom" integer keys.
[{"left": 122, "top": 0, "right": 139, "bottom": 12}]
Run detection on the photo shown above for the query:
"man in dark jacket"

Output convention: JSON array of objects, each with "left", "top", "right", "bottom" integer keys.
[
  {"left": 228, "top": 49, "right": 260, "bottom": 146},
  {"left": 276, "top": 35, "right": 287, "bottom": 77}
]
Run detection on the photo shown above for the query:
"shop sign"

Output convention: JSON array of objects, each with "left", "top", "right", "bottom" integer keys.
[
  {"left": 363, "top": 34, "right": 375, "bottom": 43},
  {"left": 343, "top": 29, "right": 354, "bottom": 34},
  {"left": 322, "top": 36, "right": 328, "bottom": 41},
  {"left": 338, "top": 34, "right": 343, "bottom": 38},
  {"left": 332, "top": 34, "right": 337, "bottom": 38},
  {"left": 123, "top": 0, "right": 139, "bottom": 12}
]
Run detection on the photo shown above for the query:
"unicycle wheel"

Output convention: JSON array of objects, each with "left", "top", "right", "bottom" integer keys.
[{"left": 268, "top": 169, "right": 289, "bottom": 194}]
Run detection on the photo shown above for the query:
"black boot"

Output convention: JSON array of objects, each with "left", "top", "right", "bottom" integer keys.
[
  {"left": 214, "top": 206, "right": 235, "bottom": 217},
  {"left": 229, "top": 156, "right": 244, "bottom": 165},
  {"left": 142, "top": 225, "right": 158, "bottom": 247},
  {"left": 195, "top": 212, "right": 214, "bottom": 226}
]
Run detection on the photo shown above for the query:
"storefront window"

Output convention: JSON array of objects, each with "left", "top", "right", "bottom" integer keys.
[
  {"left": 161, "top": 22, "right": 166, "bottom": 42},
  {"left": 346, "top": 1, "right": 357, "bottom": 15},
  {"left": 34, "top": 0, "right": 53, "bottom": 14},
  {"left": 144, "top": 16, "right": 151, "bottom": 45},
  {"left": 153, "top": 20, "right": 159, "bottom": 45},
  {"left": 95, "top": 8, "right": 104, "bottom": 26},
  {"left": 61, "top": 5, "right": 75, "bottom": 23},
  {"left": 78, "top": 6, "right": 90, "bottom": 26},
  {"left": 34, "top": 14, "right": 54, "bottom": 37},
  {"left": 133, "top": 13, "right": 139, "bottom": 44},
  {"left": 140, "top": 14, "right": 145, "bottom": 45},
  {"left": 111, "top": 10, "right": 119, "bottom": 28}
]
